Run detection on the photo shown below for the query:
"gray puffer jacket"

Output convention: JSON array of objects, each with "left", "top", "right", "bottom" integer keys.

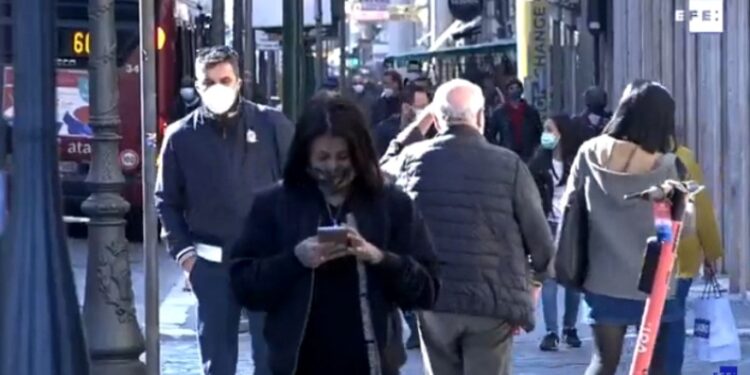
[{"left": 382, "top": 125, "right": 553, "bottom": 330}]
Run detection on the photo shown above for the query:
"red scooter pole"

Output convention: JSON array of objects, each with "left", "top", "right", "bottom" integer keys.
[{"left": 625, "top": 181, "right": 703, "bottom": 375}]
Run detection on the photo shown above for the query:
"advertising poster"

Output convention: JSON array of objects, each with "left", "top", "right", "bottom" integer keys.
[
  {"left": 2, "top": 66, "right": 93, "bottom": 138},
  {"left": 516, "top": 0, "right": 550, "bottom": 119}
]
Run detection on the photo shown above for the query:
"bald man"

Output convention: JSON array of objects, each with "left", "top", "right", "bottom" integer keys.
[{"left": 381, "top": 79, "right": 553, "bottom": 375}]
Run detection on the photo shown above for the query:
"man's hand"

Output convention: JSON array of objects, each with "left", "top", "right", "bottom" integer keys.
[
  {"left": 515, "top": 283, "right": 543, "bottom": 336},
  {"left": 294, "top": 237, "right": 350, "bottom": 269},
  {"left": 532, "top": 283, "right": 542, "bottom": 306},
  {"left": 182, "top": 255, "right": 197, "bottom": 273}
]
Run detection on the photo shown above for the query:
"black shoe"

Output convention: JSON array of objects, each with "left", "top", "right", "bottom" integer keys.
[
  {"left": 539, "top": 332, "right": 559, "bottom": 351},
  {"left": 563, "top": 328, "right": 582, "bottom": 348},
  {"left": 405, "top": 335, "right": 420, "bottom": 350}
]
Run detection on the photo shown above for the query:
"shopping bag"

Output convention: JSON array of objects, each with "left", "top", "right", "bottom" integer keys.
[{"left": 693, "top": 279, "right": 741, "bottom": 362}]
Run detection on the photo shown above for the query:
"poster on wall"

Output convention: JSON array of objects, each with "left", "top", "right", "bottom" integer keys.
[
  {"left": 515, "top": 0, "right": 550, "bottom": 119},
  {"left": 1, "top": 67, "right": 92, "bottom": 137}
]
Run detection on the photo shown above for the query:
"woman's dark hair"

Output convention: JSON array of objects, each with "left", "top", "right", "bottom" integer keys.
[
  {"left": 602, "top": 80, "right": 675, "bottom": 154},
  {"left": 383, "top": 70, "right": 404, "bottom": 89},
  {"left": 283, "top": 96, "right": 384, "bottom": 196},
  {"left": 553, "top": 114, "right": 590, "bottom": 166}
]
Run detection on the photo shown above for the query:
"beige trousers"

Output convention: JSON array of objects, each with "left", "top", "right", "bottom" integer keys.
[{"left": 419, "top": 311, "right": 514, "bottom": 375}]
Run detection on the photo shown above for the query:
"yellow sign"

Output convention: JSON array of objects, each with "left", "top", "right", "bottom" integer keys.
[
  {"left": 72, "top": 31, "right": 91, "bottom": 56},
  {"left": 516, "top": 0, "right": 550, "bottom": 118}
]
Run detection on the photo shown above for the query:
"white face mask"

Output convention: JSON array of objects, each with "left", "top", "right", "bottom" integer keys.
[
  {"left": 353, "top": 84, "right": 364, "bottom": 94},
  {"left": 200, "top": 84, "right": 238, "bottom": 115},
  {"left": 180, "top": 88, "right": 196, "bottom": 101},
  {"left": 382, "top": 88, "right": 394, "bottom": 98},
  {"left": 413, "top": 108, "right": 424, "bottom": 118}
]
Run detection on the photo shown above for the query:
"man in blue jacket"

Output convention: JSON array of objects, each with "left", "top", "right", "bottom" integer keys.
[{"left": 155, "top": 46, "right": 294, "bottom": 375}]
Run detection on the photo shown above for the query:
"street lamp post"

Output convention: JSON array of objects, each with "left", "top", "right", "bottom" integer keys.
[
  {"left": 282, "top": 0, "right": 303, "bottom": 120},
  {"left": 0, "top": 0, "right": 90, "bottom": 373},
  {"left": 211, "top": 0, "right": 225, "bottom": 45},
  {"left": 83, "top": 0, "right": 146, "bottom": 372}
]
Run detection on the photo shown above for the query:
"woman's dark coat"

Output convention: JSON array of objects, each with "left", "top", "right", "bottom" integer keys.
[{"left": 229, "top": 183, "right": 440, "bottom": 375}]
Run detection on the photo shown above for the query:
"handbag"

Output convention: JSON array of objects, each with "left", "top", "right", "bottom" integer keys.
[{"left": 554, "top": 176, "right": 589, "bottom": 290}]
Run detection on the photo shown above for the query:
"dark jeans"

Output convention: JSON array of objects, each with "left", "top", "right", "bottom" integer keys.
[
  {"left": 190, "top": 258, "right": 270, "bottom": 375},
  {"left": 654, "top": 278, "right": 693, "bottom": 375}
]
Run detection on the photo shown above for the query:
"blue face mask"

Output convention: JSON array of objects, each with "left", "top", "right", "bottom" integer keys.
[{"left": 540, "top": 132, "right": 559, "bottom": 150}]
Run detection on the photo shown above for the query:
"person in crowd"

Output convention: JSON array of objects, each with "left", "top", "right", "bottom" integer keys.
[
  {"left": 562, "top": 80, "right": 684, "bottom": 375},
  {"left": 382, "top": 79, "right": 553, "bottom": 375},
  {"left": 485, "top": 78, "right": 543, "bottom": 162},
  {"left": 574, "top": 86, "right": 612, "bottom": 136},
  {"left": 321, "top": 76, "right": 339, "bottom": 94},
  {"left": 229, "top": 95, "right": 440, "bottom": 375},
  {"left": 155, "top": 45, "right": 294, "bottom": 375},
  {"left": 480, "top": 73, "right": 504, "bottom": 112},
  {"left": 657, "top": 144, "right": 723, "bottom": 374},
  {"left": 371, "top": 69, "right": 404, "bottom": 128},
  {"left": 170, "top": 76, "right": 201, "bottom": 122},
  {"left": 374, "top": 83, "right": 432, "bottom": 158},
  {"left": 350, "top": 73, "right": 377, "bottom": 121},
  {"left": 527, "top": 114, "right": 592, "bottom": 352}
]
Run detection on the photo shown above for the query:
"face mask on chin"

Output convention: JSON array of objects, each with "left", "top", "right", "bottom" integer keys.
[
  {"left": 382, "top": 88, "right": 394, "bottom": 98},
  {"left": 200, "top": 84, "right": 239, "bottom": 115},
  {"left": 308, "top": 166, "right": 355, "bottom": 196},
  {"left": 353, "top": 84, "right": 365, "bottom": 94}
]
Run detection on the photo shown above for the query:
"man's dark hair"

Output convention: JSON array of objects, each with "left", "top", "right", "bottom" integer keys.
[
  {"left": 401, "top": 84, "right": 432, "bottom": 106},
  {"left": 283, "top": 96, "right": 384, "bottom": 196},
  {"left": 195, "top": 45, "right": 240, "bottom": 77},
  {"left": 505, "top": 77, "right": 523, "bottom": 91},
  {"left": 603, "top": 79, "right": 675, "bottom": 154},
  {"left": 383, "top": 69, "right": 404, "bottom": 89}
]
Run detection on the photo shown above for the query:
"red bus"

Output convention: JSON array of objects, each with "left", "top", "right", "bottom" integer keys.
[{"left": 0, "top": 0, "right": 188, "bottom": 239}]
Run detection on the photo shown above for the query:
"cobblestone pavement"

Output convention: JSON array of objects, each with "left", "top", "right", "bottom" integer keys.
[
  {"left": 66, "top": 238, "right": 749, "bottom": 374},
  {"left": 161, "top": 333, "right": 750, "bottom": 375}
]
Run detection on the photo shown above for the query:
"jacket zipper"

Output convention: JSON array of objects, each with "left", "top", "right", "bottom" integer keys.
[{"left": 290, "top": 271, "right": 315, "bottom": 375}]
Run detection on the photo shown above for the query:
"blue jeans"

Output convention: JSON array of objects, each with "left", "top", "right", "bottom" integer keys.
[
  {"left": 191, "top": 258, "right": 270, "bottom": 375},
  {"left": 653, "top": 278, "right": 693, "bottom": 375},
  {"left": 542, "top": 278, "right": 582, "bottom": 334}
]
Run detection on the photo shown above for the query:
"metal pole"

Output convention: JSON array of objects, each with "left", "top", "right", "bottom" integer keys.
[
  {"left": 337, "top": 0, "right": 347, "bottom": 89},
  {"left": 139, "top": 0, "right": 160, "bottom": 371},
  {"left": 233, "top": 0, "right": 243, "bottom": 54},
  {"left": 211, "top": 0, "right": 225, "bottom": 45},
  {"left": 282, "top": 0, "right": 302, "bottom": 119},
  {"left": 85, "top": 0, "right": 146, "bottom": 371},
  {"left": 314, "top": 0, "right": 324, "bottom": 87},
  {"left": 0, "top": 0, "right": 90, "bottom": 372},
  {"left": 243, "top": 0, "right": 256, "bottom": 99}
]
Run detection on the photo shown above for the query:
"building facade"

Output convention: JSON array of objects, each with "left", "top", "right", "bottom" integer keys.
[{"left": 547, "top": 0, "right": 750, "bottom": 295}]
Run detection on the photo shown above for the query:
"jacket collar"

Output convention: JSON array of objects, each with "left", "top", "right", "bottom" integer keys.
[{"left": 445, "top": 124, "right": 484, "bottom": 139}]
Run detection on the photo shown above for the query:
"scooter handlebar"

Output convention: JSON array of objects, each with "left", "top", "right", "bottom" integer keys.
[{"left": 623, "top": 180, "right": 705, "bottom": 202}]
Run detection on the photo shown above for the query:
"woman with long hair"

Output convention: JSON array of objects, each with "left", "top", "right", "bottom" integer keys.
[
  {"left": 528, "top": 114, "right": 592, "bottom": 351},
  {"left": 229, "top": 96, "right": 439, "bottom": 375},
  {"left": 562, "top": 80, "right": 684, "bottom": 374}
]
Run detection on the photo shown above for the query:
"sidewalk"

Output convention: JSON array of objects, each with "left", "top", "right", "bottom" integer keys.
[{"left": 67, "top": 239, "right": 749, "bottom": 374}]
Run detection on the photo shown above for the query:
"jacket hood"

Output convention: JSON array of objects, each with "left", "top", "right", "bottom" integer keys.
[{"left": 582, "top": 135, "right": 677, "bottom": 206}]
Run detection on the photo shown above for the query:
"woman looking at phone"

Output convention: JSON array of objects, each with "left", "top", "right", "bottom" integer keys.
[{"left": 229, "top": 96, "right": 439, "bottom": 375}]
